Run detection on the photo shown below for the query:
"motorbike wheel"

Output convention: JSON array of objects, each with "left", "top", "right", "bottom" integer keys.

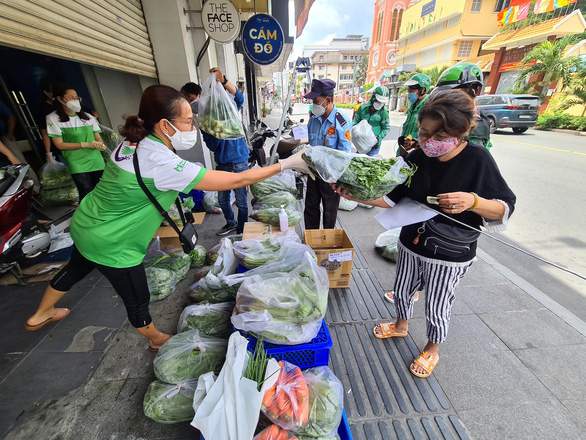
[{"left": 20, "top": 246, "right": 50, "bottom": 267}]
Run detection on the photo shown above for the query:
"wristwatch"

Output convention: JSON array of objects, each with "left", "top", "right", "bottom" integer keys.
[{"left": 221, "top": 75, "right": 228, "bottom": 85}]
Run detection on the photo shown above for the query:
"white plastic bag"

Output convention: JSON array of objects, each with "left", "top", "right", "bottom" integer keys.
[
  {"left": 143, "top": 379, "right": 198, "bottom": 424},
  {"left": 48, "top": 224, "right": 73, "bottom": 253},
  {"left": 338, "top": 198, "right": 358, "bottom": 211},
  {"left": 375, "top": 228, "right": 401, "bottom": 262},
  {"left": 233, "top": 230, "right": 301, "bottom": 269},
  {"left": 351, "top": 120, "right": 377, "bottom": 154},
  {"left": 191, "top": 333, "right": 263, "bottom": 440},
  {"left": 250, "top": 168, "right": 298, "bottom": 200},
  {"left": 198, "top": 73, "right": 245, "bottom": 140},
  {"left": 192, "top": 372, "right": 216, "bottom": 415},
  {"left": 177, "top": 302, "right": 234, "bottom": 337}
]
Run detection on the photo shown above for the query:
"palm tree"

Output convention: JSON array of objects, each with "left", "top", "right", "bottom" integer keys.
[
  {"left": 558, "top": 66, "right": 586, "bottom": 116},
  {"left": 354, "top": 55, "right": 369, "bottom": 86},
  {"left": 514, "top": 36, "right": 581, "bottom": 98}
]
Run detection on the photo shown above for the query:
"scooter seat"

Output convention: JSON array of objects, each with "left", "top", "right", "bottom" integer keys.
[{"left": 277, "top": 138, "right": 302, "bottom": 154}]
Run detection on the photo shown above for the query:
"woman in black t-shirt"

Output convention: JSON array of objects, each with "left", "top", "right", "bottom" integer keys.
[{"left": 333, "top": 89, "right": 516, "bottom": 378}]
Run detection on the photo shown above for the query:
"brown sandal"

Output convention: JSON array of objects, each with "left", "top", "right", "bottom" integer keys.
[
  {"left": 372, "top": 322, "right": 408, "bottom": 339},
  {"left": 25, "top": 308, "right": 70, "bottom": 331},
  {"left": 410, "top": 351, "right": 439, "bottom": 378}
]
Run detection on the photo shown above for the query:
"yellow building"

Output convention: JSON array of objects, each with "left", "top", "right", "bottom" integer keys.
[{"left": 395, "top": 0, "right": 503, "bottom": 71}]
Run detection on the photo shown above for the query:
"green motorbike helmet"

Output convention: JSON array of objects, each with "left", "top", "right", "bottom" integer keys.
[
  {"left": 404, "top": 73, "right": 432, "bottom": 92},
  {"left": 372, "top": 86, "right": 390, "bottom": 103},
  {"left": 436, "top": 62, "right": 484, "bottom": 91}
]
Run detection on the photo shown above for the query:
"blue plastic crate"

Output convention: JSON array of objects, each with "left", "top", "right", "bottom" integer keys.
[
  {"left": 179, "top": 189, "right": 203, "bottom": 210},
  {"left": 42, "top": 244, "right": 73, "bottom": 263},
  {"left": 237, "top": 263, "right": 249, "bottom": 273},
  {"left": 246, "top": 320, "right": 332, "bottom": 369}
]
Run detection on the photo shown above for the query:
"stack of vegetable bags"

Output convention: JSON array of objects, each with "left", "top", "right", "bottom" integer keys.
[
  {"left": 250, "top": 170, "right": 302, "bottom": 226},
  {"left": 255, "top": 364, "right": 344, "bottom": 440},
  {"left": 143, "top": 238, "right": 192, "bottom": 302},
  {"left": 177, "top": 302, "right": 234, "bottom": 338},
  {"left": 39, "top": 159, "right": 79, "bottom": 205},
  {"left": 233, "top": 230, "right": 301, "bottom": 269},
  {"left": 302, "top": 145, "right": 415, "bottom": 201},
  {"left": 143, "top": 330, "right": 228, "bottom": 424},
  {"left": 198, "top": 73, "right": 245, "bottom": 140},
  {"left": 231, "top": 250, "right": 329, "bottom": 345},
  {"left": 203, "top": 190, "right": 236, "bottom": 214}
]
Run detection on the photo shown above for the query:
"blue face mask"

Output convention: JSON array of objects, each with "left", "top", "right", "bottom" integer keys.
[{"left": 407, "top": 92, "right": 418, "bottom": 103}]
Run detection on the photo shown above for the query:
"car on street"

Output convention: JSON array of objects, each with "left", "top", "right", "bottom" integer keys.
[{"left": 476, "top": 94, "right": 541, "bottom": 134}]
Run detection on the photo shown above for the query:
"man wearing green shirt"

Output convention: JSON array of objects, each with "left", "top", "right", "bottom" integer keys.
[
  {"left": 352, "top": 86, "right": 391, "bottom": 156},
  {"left": 398, "top": 73, "right": 431, "bottom": 158}
]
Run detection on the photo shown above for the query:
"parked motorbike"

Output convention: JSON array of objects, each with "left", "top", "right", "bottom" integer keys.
[{"left": 0, "top": 165, "right": 51, "bottom": 280}]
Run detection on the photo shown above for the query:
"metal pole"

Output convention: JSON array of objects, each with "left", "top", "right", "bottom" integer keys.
[
  {"left": 268, "top": 72, "right": 297, "bottom": 165},
  {"left": 351, "top": 60, "right": 356, "bottom": 102}
]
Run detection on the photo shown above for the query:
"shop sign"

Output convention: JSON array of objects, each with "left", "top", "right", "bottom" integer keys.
[
  {"left": 500, "top": 59, "right": 536, "bottom": 72},
  {"left": 242, "top": 14, "right": 284, "bottom": 65},
  {"left": 421, "top": 0, "right": 436, "bottom": 17},
  {"left": 201, "top": 0, "right": 240, "bottom": 43}
]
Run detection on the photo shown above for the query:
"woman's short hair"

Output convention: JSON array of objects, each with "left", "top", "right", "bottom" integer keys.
[
  {"left": 418, "top": 89, "right": 475, "bottom": 138},
  {"left": 120, "top": 85, "right": 186, "bottom": 143}
]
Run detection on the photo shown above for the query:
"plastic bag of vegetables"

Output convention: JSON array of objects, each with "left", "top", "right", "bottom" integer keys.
[
  {"left": 146, "top": 267, "right": 178, "bottom": 302},
  {"left": 39, "top": 160, "right": 74, "bottom": 189},
  {"left": 153, "top": 330, "right": 228, "bottom": 384},
  {"left": 146, "top": 249, "right": 191, "bottom": 281},
  {"left": 375, "top": 228, "right": 401, "bottom": 262},
  {"left": 98, "top": 124, "right": 123, "bottom": 160},
  {"left": 233, "top": 230, "right": 301, "bottom": 269},
  {"left": 177, "top": 302, "right": 234, "bottom": 337},
  {"left": 253, "top": 191, "right": 297, "bottom": 211},
  {"left": 254, "top": 424, "right": 300, "bottom": 439},
  {"left": 260, "top": 360, "right": 309, "bottom": 431},
  {"left": 292, "top": 367, "right": 344, "bottom": 438},
  {"left": 302, "top": 146, "right": 415, "bottom": 201},
  {"left": 40, "top": 186, "right": 79, "bottom": 205},
  {"left": 189, "top": 245, "right": 207, "bottom": 268},
  {"left": 250, "top": 207, "right": 302, "bottom": 227},
  {"left": 231, "top": 251, "right": 329, "bottom": 345},
  {"left": 251, "top": 169, "right": 298, "bottom": 200},
  {"left": 198, "top": 73, "right": 245, "bottom": 140},
  {"left": 143, "top": 379, "right": 198, "bottom": 424}
]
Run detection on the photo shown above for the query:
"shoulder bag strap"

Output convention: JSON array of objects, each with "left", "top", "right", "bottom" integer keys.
[{"left": 133, "top": 144, "right": 185, "bottom": 236}]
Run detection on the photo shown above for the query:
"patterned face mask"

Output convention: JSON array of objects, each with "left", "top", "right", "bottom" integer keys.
[{"left": 419, "top": 136, "right": 459, "bottom": 157}]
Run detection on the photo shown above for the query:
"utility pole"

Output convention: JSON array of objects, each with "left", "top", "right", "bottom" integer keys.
[{"left": 351, "top": 59, "right": 357, "bottom": 103}]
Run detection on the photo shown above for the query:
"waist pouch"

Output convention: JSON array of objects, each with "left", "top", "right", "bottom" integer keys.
[{"left": 415, "top": 219, "right": 480, "bottom": 258}]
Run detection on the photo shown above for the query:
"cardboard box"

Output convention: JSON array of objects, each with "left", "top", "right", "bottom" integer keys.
[
  {"left": 304, "top": 229, "right": 355, "bottom": 288},
  {"left": 242, "top": 221, "right": 296, "bottom": 241},
  {"left": 154, "top": 212, "right": 206, "bottom": 248},
  {"left": 0, "top": 263, "right": 65, "bottom": 286}
]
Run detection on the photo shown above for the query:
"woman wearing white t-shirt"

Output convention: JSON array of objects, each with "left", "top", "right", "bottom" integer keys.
[
  {"left": 46, "top": 83, "right": 106, "bottom": 200},
  {"left": 27, "top": 84, "right": 311, "bottom": 352}
]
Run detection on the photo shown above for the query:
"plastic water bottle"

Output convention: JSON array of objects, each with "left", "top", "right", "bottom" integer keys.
[{"left": 279, "top": 205, "right": 289, "bottom": 232}]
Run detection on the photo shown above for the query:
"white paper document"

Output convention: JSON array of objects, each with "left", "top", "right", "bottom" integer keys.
[
  {"left": 292, "top": 125, "right": 308, "bottom": 140},
  {"left": 374, "top": 198, "right": 438, "bottom": 230}
]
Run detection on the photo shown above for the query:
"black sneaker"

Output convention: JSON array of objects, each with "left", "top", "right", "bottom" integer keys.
[{"left": 217, "top": 224, "right": 237, "bottom": 236}]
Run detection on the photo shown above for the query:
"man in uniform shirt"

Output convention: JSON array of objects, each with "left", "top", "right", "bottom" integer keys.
[
  {"left": 304, "top": 79, "right": 352, "bottom": 229},
  {"left": 398, "top": 73, "right": 431, "bottom": 158}
]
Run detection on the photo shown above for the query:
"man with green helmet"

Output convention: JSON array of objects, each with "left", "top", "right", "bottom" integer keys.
[
  {"left": 398, "top": 73, "right": 431, "bottom": 157},
  {"left": 434, "top": 62, "right": 492, "bottom": 150},
  {"left": 352, "top": 86, "right": 391, "bottom": 156}
]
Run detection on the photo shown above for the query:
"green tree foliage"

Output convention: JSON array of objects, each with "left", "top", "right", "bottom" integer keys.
[
  {"left": 398, "top": 65, "right": 450, "bottom": 93},
  {"left": 355, "top": 55, "right": 369, "bottom": 86},
  {"left": 557, "top": 65, "right": 586, "bottom": 116},
  {"left": 515, "top": 36, "right": 582, "bottom": 98}
]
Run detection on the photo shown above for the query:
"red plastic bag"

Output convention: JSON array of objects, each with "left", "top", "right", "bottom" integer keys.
[
  {"left": 260, "top": 361, "right": 309, "bottom": 431},
  {"left": 254, "top": 424, "right": 299, "bottom": 440}
]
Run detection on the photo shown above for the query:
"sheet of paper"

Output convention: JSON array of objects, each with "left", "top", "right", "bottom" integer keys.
[
  {"left": 374, "top": 198, "right": 438, "bottom": 230},
  {"left": 292, "top": 125, "right": 308, "bottom": 140}
]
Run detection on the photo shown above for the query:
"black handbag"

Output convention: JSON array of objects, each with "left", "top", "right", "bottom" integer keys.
[
  {"left": 415, "top": 218, "right": 480, "bottom": 258},
  {"left": 133, "top": 146, "right": 198, "bottom": 253}
]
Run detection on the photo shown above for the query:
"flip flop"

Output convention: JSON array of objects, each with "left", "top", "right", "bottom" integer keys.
[
  {"left": 25, "top": 308, "right": 70, "bottom": 331},
  {"left": 410, "top": 351, "right": 439, "bottom": 378},
  {"left": 384, "top": 291, "right": 420, "bottom": 304},
  {"left": 372, "top": 322, "right": 408, "bottom": 339},
  {"left": 149, "top": 345, "right": 160, "bottom": 353}
]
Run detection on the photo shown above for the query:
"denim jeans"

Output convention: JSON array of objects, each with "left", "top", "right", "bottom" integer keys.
[{"left": 216, "top": 161, "right": 249, "bottom": 232}]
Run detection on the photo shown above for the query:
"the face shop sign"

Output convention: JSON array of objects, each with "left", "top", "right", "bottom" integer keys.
[{"left": 201, "top": 0, "right": 240, "bottom": 43}]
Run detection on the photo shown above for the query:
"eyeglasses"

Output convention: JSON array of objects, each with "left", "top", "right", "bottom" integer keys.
[
  {"left": 171, "top": 117, "right": 196, "bottom": 128},
  {"left": 64, "top": 96, "right": 82, "bottom": 102}
]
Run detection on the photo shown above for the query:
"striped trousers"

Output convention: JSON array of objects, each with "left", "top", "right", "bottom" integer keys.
[{"left": 393, "top": 242, "right": 473, "bottom": 344}]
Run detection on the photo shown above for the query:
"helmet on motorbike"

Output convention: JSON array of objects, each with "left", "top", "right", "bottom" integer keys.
[
  {"left": 404, "top": 73, "right": 431, "bottom": 93},
  {"left": 372, "top": 86, "right": 389, "bottom": 103},
  {"left": 435, "top": 63, "right": 484, "bottom": 92}
]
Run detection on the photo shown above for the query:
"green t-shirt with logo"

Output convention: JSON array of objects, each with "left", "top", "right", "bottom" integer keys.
[
  {"left": 70, "top": 135, "right": 207, "bottom": 268},
  {"left": 46, "top": 111, "right": 105, "bottom": 174}
]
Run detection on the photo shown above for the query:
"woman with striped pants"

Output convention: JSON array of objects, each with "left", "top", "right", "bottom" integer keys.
[{"left": 332, "top": 89, "right": 516, "bottom": 378}]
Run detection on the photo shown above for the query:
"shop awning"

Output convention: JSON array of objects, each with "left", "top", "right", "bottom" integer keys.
[{"left": 483, "top": 9, "right": 586, "bottom": 50}]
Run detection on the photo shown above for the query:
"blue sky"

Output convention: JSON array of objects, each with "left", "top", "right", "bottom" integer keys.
[{"left": 288, "top": 0, "right": 375, "bottom": 61}]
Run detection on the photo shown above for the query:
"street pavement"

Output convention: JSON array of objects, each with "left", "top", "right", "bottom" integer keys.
[{"left": 0, "top": 105, "right": 585, "bottom": 439}]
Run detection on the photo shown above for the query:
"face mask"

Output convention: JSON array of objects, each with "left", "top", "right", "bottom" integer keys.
[
  {"left": 312, "top": 99, "right": 328, "bottom": 117},
  {"left": 373, "top": 101, "right": 383, "bottom": 110},
  {"left": 407, "top": 92, "right": 418, "bottom": 103},
  {"left": 66, "top": 100, "right": 81, "bottom": 113},
  {"left": 164, "top": 120, "right": 198, "bottom": 150},
  {"left": 419, "top": 137, "right": 459, "bottom": 157}
]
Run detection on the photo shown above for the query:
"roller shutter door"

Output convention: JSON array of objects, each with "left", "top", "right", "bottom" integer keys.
[{"left": 0, "top": 0, "right": 157, "bottom": 78}]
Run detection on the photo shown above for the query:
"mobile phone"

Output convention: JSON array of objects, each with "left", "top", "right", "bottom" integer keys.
[{"left": 426, "top": 196, "right": 440, "bottom": 205}]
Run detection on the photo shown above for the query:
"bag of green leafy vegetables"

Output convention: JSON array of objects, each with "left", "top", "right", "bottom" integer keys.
[
  {"left": 233, "top": 230, "right": 300, "bottom": 269},
  {"left": 198, "top": 73, "right": 245, "bottom": 140},
  {"left": 146, "top": 249, "right": 191, "bottom": 281},
  {"left": 143, "top": 379, "right": 198, "bottom": 424},
  {"left": 250, "top": 168, "right": 298, "bottom": 200},
  {"left": 146, "top": 267, "right": 178, "bottom": 302},
  {"left": 177, "top": 302, "right": 234, "bottom": 337},
  {"left": 250, "top": 207, "right": 302, "bottom": 227},
  {"left": 39, "top": 160, "right": 74, "bottom": 189},
  {"left": 252, "top": 191, "right": 297, "bottom": 211},
  {"left": 292, "top": 366, "right": 344, "bottom": 438},
  {"left": 231, "top": 251, "right": 329, "bottom": 345},
  {"left": 302, "top": 146, "right": 415, "bottom": 201},
  {"left": 40, "top": 186, "right": 79, "bottom": 205},
  {"left": 153, "top": 330, "right": 228, "bottom": 384},
  {"left": 189, "top": 245, "right": 207, "bottom": 268}
]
